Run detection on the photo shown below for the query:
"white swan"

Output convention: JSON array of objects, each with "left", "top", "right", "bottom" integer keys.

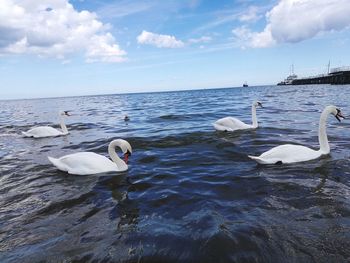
[
  {"left": 48, "top": 139, "right": 132, "bottom": 175},
  {"left": 248, "top": 105, "right": 344, "bottom": 164},
  {"left": 213, "top": 101, "right": 263, "bottom": 131},
  {"left": 22, "top": 111, "right": 71, "bottom": 138}
]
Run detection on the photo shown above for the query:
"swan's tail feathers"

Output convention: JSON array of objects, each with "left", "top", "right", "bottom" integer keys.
[
  {"left": 213, "top": 123, "right": 232, "bottom": 132},
  {"left": 248, "top": 155, "right": 266, "bottom": 164},
  {"left": 212, "top": 123, "right": 221, "bottom": 131},
  {"left": 22, "top": 131, "right": 30, "bottom": 137},
  {"left": 248, "top": 155, "right": 281, "bottom": 165},
  {"left": 48, "top": 156, "right": 67, "bottom": 172}
]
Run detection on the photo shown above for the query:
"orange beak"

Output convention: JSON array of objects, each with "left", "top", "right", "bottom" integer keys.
[{"left": 124, "top": 153, "right": 129, "bottom": 164}]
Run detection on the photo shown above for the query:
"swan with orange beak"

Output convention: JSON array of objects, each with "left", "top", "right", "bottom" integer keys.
[
  {"left": 249, "top": 106, "right": 345, "bottom": 164},
  {"left": 48, "top": 139, "right": 133, "bottom": 175}
]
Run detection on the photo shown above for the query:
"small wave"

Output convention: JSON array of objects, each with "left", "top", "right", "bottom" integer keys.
[
  {"left": 0, "top": 133, "right": 18, "bottom": 137},
  {"left": 1, "top": 85, "right": 350, "bottom": 262},
  {"left": 159, "top": 114, "right": 188, "bottom": 120}
]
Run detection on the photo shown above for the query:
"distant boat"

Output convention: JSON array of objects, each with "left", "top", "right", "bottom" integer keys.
[
  {"left": 277, "top": 64, "right": 298, "bottom": 85},
  {"left": 277, "top": 74, "right": 298, "bottom": 85},
  {"left": 243, "top": 82, "right": 248, "bottom": 87}
]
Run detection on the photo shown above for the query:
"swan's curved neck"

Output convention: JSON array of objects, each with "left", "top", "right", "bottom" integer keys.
[
  {"left": 318, "top": 108, "right": 331, "bottom": 154},
  {"left": 60, "top": 115, "right": 68, "bottom": 134},
  {"left": 251, "top": 104, "right": 258, "bottom": 128},
  {"left": 108, "top": 141, "right": 127, "bottom": 169}
]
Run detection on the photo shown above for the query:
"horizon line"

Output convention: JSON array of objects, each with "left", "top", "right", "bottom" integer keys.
[{"left": 0, "top": 84, "right": 273, "bottom": 101}]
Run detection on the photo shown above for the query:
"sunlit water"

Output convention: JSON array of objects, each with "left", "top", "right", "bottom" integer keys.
[{"left": 1, "top": 85, "right": 350, "bottom": 262}]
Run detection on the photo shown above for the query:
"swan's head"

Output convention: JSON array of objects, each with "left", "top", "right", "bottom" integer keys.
[
  {"left": 254, "top": 101, "right": 263, "bottom": 108},
  {"left": 329, "top": 106, "right": 345, "bottom": 122},
  {"left": 60, "top": 111, "right": 71, "bottom": 116},
  {"left": 118, "top": 139, "right": 132, "bottom": 163}
]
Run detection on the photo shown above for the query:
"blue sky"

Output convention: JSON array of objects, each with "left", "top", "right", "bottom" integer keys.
[{"left": 1, "top": 0, "right": 350, "bottom": 99}]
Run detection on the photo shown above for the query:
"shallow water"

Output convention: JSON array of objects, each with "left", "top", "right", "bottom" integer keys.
[{"left": 1, "top": 85, "right": 350, "bottom": 262}]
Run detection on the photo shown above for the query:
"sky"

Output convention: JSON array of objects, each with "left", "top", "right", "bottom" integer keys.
[{"left": 1, "top": 0, "right": 350, "bottom": 99}]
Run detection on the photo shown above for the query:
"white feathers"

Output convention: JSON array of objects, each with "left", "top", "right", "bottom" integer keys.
[{"left": 48, "top": 139, "right": 132, "bottom": 175}]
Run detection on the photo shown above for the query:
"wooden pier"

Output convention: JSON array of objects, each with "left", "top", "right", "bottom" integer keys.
[{"left": 278, "top": 67, "right": 350, "bottom": 85}]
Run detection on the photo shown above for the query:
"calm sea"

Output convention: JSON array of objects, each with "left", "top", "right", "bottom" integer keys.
[{"left": 1, "top": 85, "right": 350, "bottom": 262}]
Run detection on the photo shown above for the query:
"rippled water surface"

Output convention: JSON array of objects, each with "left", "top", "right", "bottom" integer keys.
[{"left": 1, "top": 85, "right": 350, "bottom": 262}]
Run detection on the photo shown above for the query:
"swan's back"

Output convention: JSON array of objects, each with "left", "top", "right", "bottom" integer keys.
[
  {"left": 214, "top": 117, "right": 251, "bottom": 131},
  {"left": 24, "top": 126, "right": 63, "bottom": 138},
  {"left": 249, "top": 144, "right": 321, "bottom": 164},
  {"left": 49, "top": 152, "right": 122, "bottom": 175}
]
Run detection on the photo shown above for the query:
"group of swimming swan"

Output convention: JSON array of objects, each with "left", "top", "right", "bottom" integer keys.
[
  {"left": 213, "top": 102, "right": 345, "bottom": 164},
  {"left": 22, "top": 111, "right": 132, "bottom": 175},
  {"left": 22, "top": 103, "right": 345, "bottom": 175}
]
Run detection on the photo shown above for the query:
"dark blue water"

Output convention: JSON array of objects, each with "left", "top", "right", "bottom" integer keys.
[{"left": 1, "top": 85, "right": 350, "bottom": 262}]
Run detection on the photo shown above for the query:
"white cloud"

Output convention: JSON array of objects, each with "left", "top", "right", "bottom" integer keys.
[
  {"left": 234, "top": 0, "right": 350, "bottom": 48},
  {"left": 239, "top": 6, "right": 261, "bottom": 23},
  {"left": 0, "top": 0, "right": 127, "bottom": 62},
  {"left": 137, "top": 30, "right": 185, "bottom": 48},
  {"left": 268, "top": 0, "right": 350, "bottom": 43},
  {"left": 97, "top": 1, "right": 154, "bottom": 19},
  {"left": 188, "top": 36, "right": 212, "bottom": 44},
  {"left": 232, "top": 25, "right": 275, "bottom": 48},
  {"left": 85, "top": 33, "right": 127, "bottom": 63}
]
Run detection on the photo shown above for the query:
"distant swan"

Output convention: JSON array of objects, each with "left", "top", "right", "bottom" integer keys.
[
  {"left": 248, "top": 105, "right": 344, "bottom": 164},
  {"left": 22, "top": 111, "right": 71, "bottom": 138},
  {"left": 48, "top": 139, "right": 132, "bottom": 175},
  {"left": 213, "top": 101, "right": 263, "bottom": 131}
]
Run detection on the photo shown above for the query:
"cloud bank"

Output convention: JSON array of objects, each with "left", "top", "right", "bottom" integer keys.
[
  {"left": 0, "top": 0, "right": 126, "bottom": 62},
  {"left": 137, "top": 31, "right": 185, "bottom": 48},
  {"left": 233, "top": 0, "right": 350, "bottom": 48}
]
